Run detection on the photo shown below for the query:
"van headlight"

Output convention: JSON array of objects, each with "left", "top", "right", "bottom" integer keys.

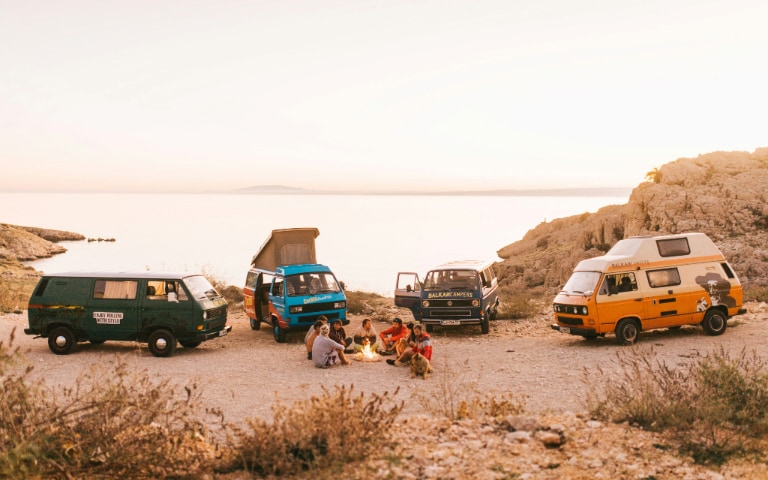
[
  {"left": 472, "top": 299, "right": 480, "bottom": 307},
  {"left": 422, "top": 300, "right": 430, "bottom": 307},
  {"left": 334, "top": 301, "right": 346, "bottom": 309},
  {"left": 203, "top": 311, "right": 208, "bottom": 320},
  {"left": 290, "top": 306, "right": 303, "bottom": 313}
]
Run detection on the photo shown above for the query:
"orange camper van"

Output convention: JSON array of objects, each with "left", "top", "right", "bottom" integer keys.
[{"left": 551, "top": 232, "right": 746, "bottom": 345}]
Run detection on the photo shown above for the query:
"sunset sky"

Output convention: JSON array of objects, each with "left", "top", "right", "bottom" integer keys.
[{"left": 1, "top": 0, "right": 766, "bottom": 193}]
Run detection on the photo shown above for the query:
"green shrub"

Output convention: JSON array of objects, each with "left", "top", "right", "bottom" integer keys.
[
  {"left": 229, "top": 385, "right": 402, "bottom": 477},
  {"left": 585, "top": 347, "right": 768, "bottom": 465},
  {"left": 0, "top": 333, "right": 222, "bottom": 478},
  {"left": 496, "top": 293, "right": 542, "bottom": 320},
  {"left": 743, "top": 283, "right": 768, "bottom": 302}
]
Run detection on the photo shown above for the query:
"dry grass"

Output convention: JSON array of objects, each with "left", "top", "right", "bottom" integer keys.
[{"left": 585, "top": 346, "right": 768, "bottom": 465}]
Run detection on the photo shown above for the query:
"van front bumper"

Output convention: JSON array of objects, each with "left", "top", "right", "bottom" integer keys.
[
  {"left": 421, "top": 318, "right": 482, "bottom": 326},
  {"left": 551, "top": 324, "right": 595, "bottom": 336},
  {"left": 199, "top": 325, "right": 232, "bottom": 341}
]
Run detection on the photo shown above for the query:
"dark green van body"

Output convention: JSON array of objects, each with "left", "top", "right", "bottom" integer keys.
[{"left": 25, "top": 272, "right": 231, "bottom": 357}]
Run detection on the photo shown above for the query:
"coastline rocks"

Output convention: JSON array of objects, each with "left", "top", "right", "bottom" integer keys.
[{"left": 497, "top": 148, "right": 768, "bottom": 292}]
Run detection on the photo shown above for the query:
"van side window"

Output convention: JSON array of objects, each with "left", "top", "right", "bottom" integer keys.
[
  {"left": 245, "top": 271, "right": 259, "bottom": 290},
  {"left": 599, "top": 273, "right": 637, "bottom": 294},
  {"left": 94, "top": 280, "right": 138, "bottom": 299},
  {"left": 647, "top": 268, "right": 681, "bottom": 288},
  {"left": 273, "top": 278, "right": 284, "bottom": 296},
  {"left": 656, "top": 238, "right": 690, "bottom": 257},
  {"left": 721, "top": 263, "right": 736, "bottom": 279}
]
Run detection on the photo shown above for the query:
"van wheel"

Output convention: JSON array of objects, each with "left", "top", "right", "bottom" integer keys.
[
  {"left": 481, "top": 316, "right": 490, "bottom": 334},
  {"left": 273, "top": 321, "right": 287, "bottom": 343},
  {"left": 702, "top": 309, "right": 727, "bottom": 336},
  {"left": 250, "top": 318, "right": 261, "bottom": 330},
  {"left": 615, "top": 319, "right": 639, "bottom": 346},
  {"left": 148, "top": 329, "right": 177, "bottom": 357},
  {"left": 179, "top": 340, "right": 202, "bottom": 348},
  {"left": 48, "top": 327, "right": 76, "bottom": 355}
]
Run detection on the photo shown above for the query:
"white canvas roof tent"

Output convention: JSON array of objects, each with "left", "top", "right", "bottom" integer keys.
[
  {"left": 575, "top": 232, "right": 725, "bottom": 273},
  {"left": 250, "top": 228, "right": 319, "bottom": 271}
]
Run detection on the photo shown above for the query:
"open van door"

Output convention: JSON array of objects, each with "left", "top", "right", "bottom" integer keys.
[{"left": 395, "top": 272, "right": 422, "bottom": 319}]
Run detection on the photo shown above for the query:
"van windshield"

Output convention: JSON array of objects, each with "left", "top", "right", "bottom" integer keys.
[
  {"left": 561, "top": 271, "right": 601, "bottom": 295},
  {"left": 286, "top": 272, "right": 341, "bottom": 296},
  {"left": 424, "top": 270, "right": 478, "bottom": 290},
  {"left": 184, "top": 275, "right": 221, "bottom": 300}
]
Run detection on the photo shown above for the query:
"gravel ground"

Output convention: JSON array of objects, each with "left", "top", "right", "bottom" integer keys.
[{"left": 2, "top": 302, "right": 768, "bottom": 479}]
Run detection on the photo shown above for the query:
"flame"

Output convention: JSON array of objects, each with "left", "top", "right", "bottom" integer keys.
[{"left": 354, "top": 342, "right": 381, "bottom": 362}]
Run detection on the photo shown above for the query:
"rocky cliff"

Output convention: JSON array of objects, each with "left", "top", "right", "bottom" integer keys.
[
  {"left": 496, "top": 148, "right": 768, "bottom": 294},
  {"left": 0, "top": 224, "right": 85, "bottom": 274}
]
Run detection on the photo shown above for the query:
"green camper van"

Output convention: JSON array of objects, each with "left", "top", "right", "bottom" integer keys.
[{"left": 25, "top": 272, "right": 231, "bottom": 357}]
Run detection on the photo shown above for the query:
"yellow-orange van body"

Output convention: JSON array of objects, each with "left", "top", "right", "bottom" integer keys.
[{"left": 551, "top": 233, "right": 746, "bottom": 345}]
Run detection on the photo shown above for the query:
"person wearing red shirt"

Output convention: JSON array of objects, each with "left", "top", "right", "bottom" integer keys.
[{"left": 378, "top": 317, "right": 408, "bottom": 355}]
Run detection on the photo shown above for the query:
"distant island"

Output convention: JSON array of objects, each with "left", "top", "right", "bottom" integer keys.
[{"left": 230, "top": 185, "right": 633, "bottom": 197}]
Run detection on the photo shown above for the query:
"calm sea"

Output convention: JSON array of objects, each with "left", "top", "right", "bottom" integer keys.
[{"left": 2, "top": 193, "right": 628, "bottom": 295}]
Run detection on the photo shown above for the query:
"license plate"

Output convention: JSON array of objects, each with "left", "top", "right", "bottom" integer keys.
[
  {"left": 441, "top": 320, "right": 461, "bottom": 326},
  {"left": 559, "top": 326, "right": 570, "bottom": 334}
]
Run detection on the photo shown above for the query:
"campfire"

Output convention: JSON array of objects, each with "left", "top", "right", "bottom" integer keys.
[{"left": 353, "top": 342, "right": 381, "bottom": 362}]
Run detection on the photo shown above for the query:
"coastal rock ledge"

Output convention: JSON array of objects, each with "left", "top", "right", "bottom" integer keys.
[
  {"left": 0, "top": 224, "right": 85, "bottom": 264},
  {"left": 497, "top": 148, "right": 768, "bottom": 293}
]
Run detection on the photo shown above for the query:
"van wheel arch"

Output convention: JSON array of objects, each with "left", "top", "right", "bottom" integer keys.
[
  {"left": 272, "top": 316, "right": 287, "bottom": 343},
  {"left": 701, "top": 308, "right": 728, "bottom": 336},
  {"left": 48, "top": 326, "right": 76, "bottom": 355},
  {"left": 615, "top": 318, "right": 641, "bottom": 346},
  {"left": 148, "top": 328, "right": 177, "bottom": 357}
]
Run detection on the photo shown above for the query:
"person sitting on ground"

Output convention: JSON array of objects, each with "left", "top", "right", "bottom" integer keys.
[
  {"left": 352, "top": 318, "right": 378, "bottom": 353},
  {"left": 396, "top": 321, "right": 417, "bottom": 357},
  {"left": 387, "top": 323, "right": 432, "bottom": 367},
  {"left": 305, "top": 318, "right": 327, "bottom": 360},
  {"left": 329, "top": 318, "right": 353, "bottom": 353},
  {"left": 312, "top": 324, "right": 350, "bottom": 368},
  {"left": 378, "top": 317, "right": 408, "bottom": 356}
]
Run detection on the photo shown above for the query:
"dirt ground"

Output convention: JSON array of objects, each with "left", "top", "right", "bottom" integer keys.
[{"left": 3, "top": 302, "right": 768, "bottom": 427}]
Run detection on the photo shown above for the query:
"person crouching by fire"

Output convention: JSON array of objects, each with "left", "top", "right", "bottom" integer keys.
[
  {"left": 386, "top": 323, "right": 432, "bottom": 367},
  {"left": 312, "top": 324, "right": 350, "bottom": 368},
  {"left": 352, "top": 317, "right": 378, "bottom": 353},
  {"left": 378, "top": 317, "right": 408, "bottom": 356}
]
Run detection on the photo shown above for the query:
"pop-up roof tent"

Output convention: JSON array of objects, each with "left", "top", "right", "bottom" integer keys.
[{"left": 250, "top": 228, "right": 319, "bottom": 271}]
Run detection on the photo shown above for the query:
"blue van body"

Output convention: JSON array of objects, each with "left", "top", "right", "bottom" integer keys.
[
  {"left": 244, "top": 263, "right": 347, "bottom": 343},
  {"left": 395, "top": 260, "right": 500, "bottom": 334}
]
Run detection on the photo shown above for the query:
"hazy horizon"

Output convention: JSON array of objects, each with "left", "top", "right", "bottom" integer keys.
[{"left": 1, "top": 1, "right": 766, "bottom": 193}]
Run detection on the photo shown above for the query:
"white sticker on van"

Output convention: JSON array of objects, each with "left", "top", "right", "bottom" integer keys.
[{"left": 94, "top": 312, "right": 123, "bottom": 324}]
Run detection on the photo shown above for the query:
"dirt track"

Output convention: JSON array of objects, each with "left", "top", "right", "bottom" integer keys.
[{"left": 2, "top": 303, "right": 767, "bottom": 428}]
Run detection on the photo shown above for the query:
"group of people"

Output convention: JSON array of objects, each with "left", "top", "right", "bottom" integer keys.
[{"left": 305, "top": 316, "right": 433, "bottom": 370}]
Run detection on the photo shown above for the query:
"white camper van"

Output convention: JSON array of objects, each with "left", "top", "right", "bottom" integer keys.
[{"left": 551, "top": 232, "right": 746, "bottom": 345}]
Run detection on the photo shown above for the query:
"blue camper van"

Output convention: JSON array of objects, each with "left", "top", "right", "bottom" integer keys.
[{"left": 243, "top": 228, "right": 347, "bottom": 343}]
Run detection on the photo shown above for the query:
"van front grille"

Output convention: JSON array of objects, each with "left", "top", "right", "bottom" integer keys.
[{"left": 557, "top": 316, "right": 583, "bottom": 326}]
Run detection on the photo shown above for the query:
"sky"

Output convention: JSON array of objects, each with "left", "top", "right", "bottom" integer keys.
[{"left": 1, "top": 0, "right": 766, "bottom": 193}]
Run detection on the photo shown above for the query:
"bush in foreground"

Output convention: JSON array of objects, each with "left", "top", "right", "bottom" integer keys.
[{"left": 585, "top": 346, "right": 768, "bottom": 465}]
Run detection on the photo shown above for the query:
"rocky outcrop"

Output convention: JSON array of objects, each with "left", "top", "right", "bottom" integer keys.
[
  {"left": 497, "top": 148, "right": 768, "bottom": 293},
  {"left": 0, "top": 224, "right": 84, "bottom": 265}
]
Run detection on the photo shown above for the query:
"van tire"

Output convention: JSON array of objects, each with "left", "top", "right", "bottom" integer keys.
[
  {"left": 702, "top": 309, "right": 727, "bottom": 336},
  {"left": 148, "top": 329, "right": 177, "bottom": 357},
  {"left": 273, "top": 321, "right": 287, "bottom": 343},
  {"left": 615, "top": 319, "right": 640, "bottom": 346},
  {"left": 48, "top": 327, "right": 76, "bottom": 355},
  {"left": 250, "top": 318, "right": 261, "bottom": 330}
]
